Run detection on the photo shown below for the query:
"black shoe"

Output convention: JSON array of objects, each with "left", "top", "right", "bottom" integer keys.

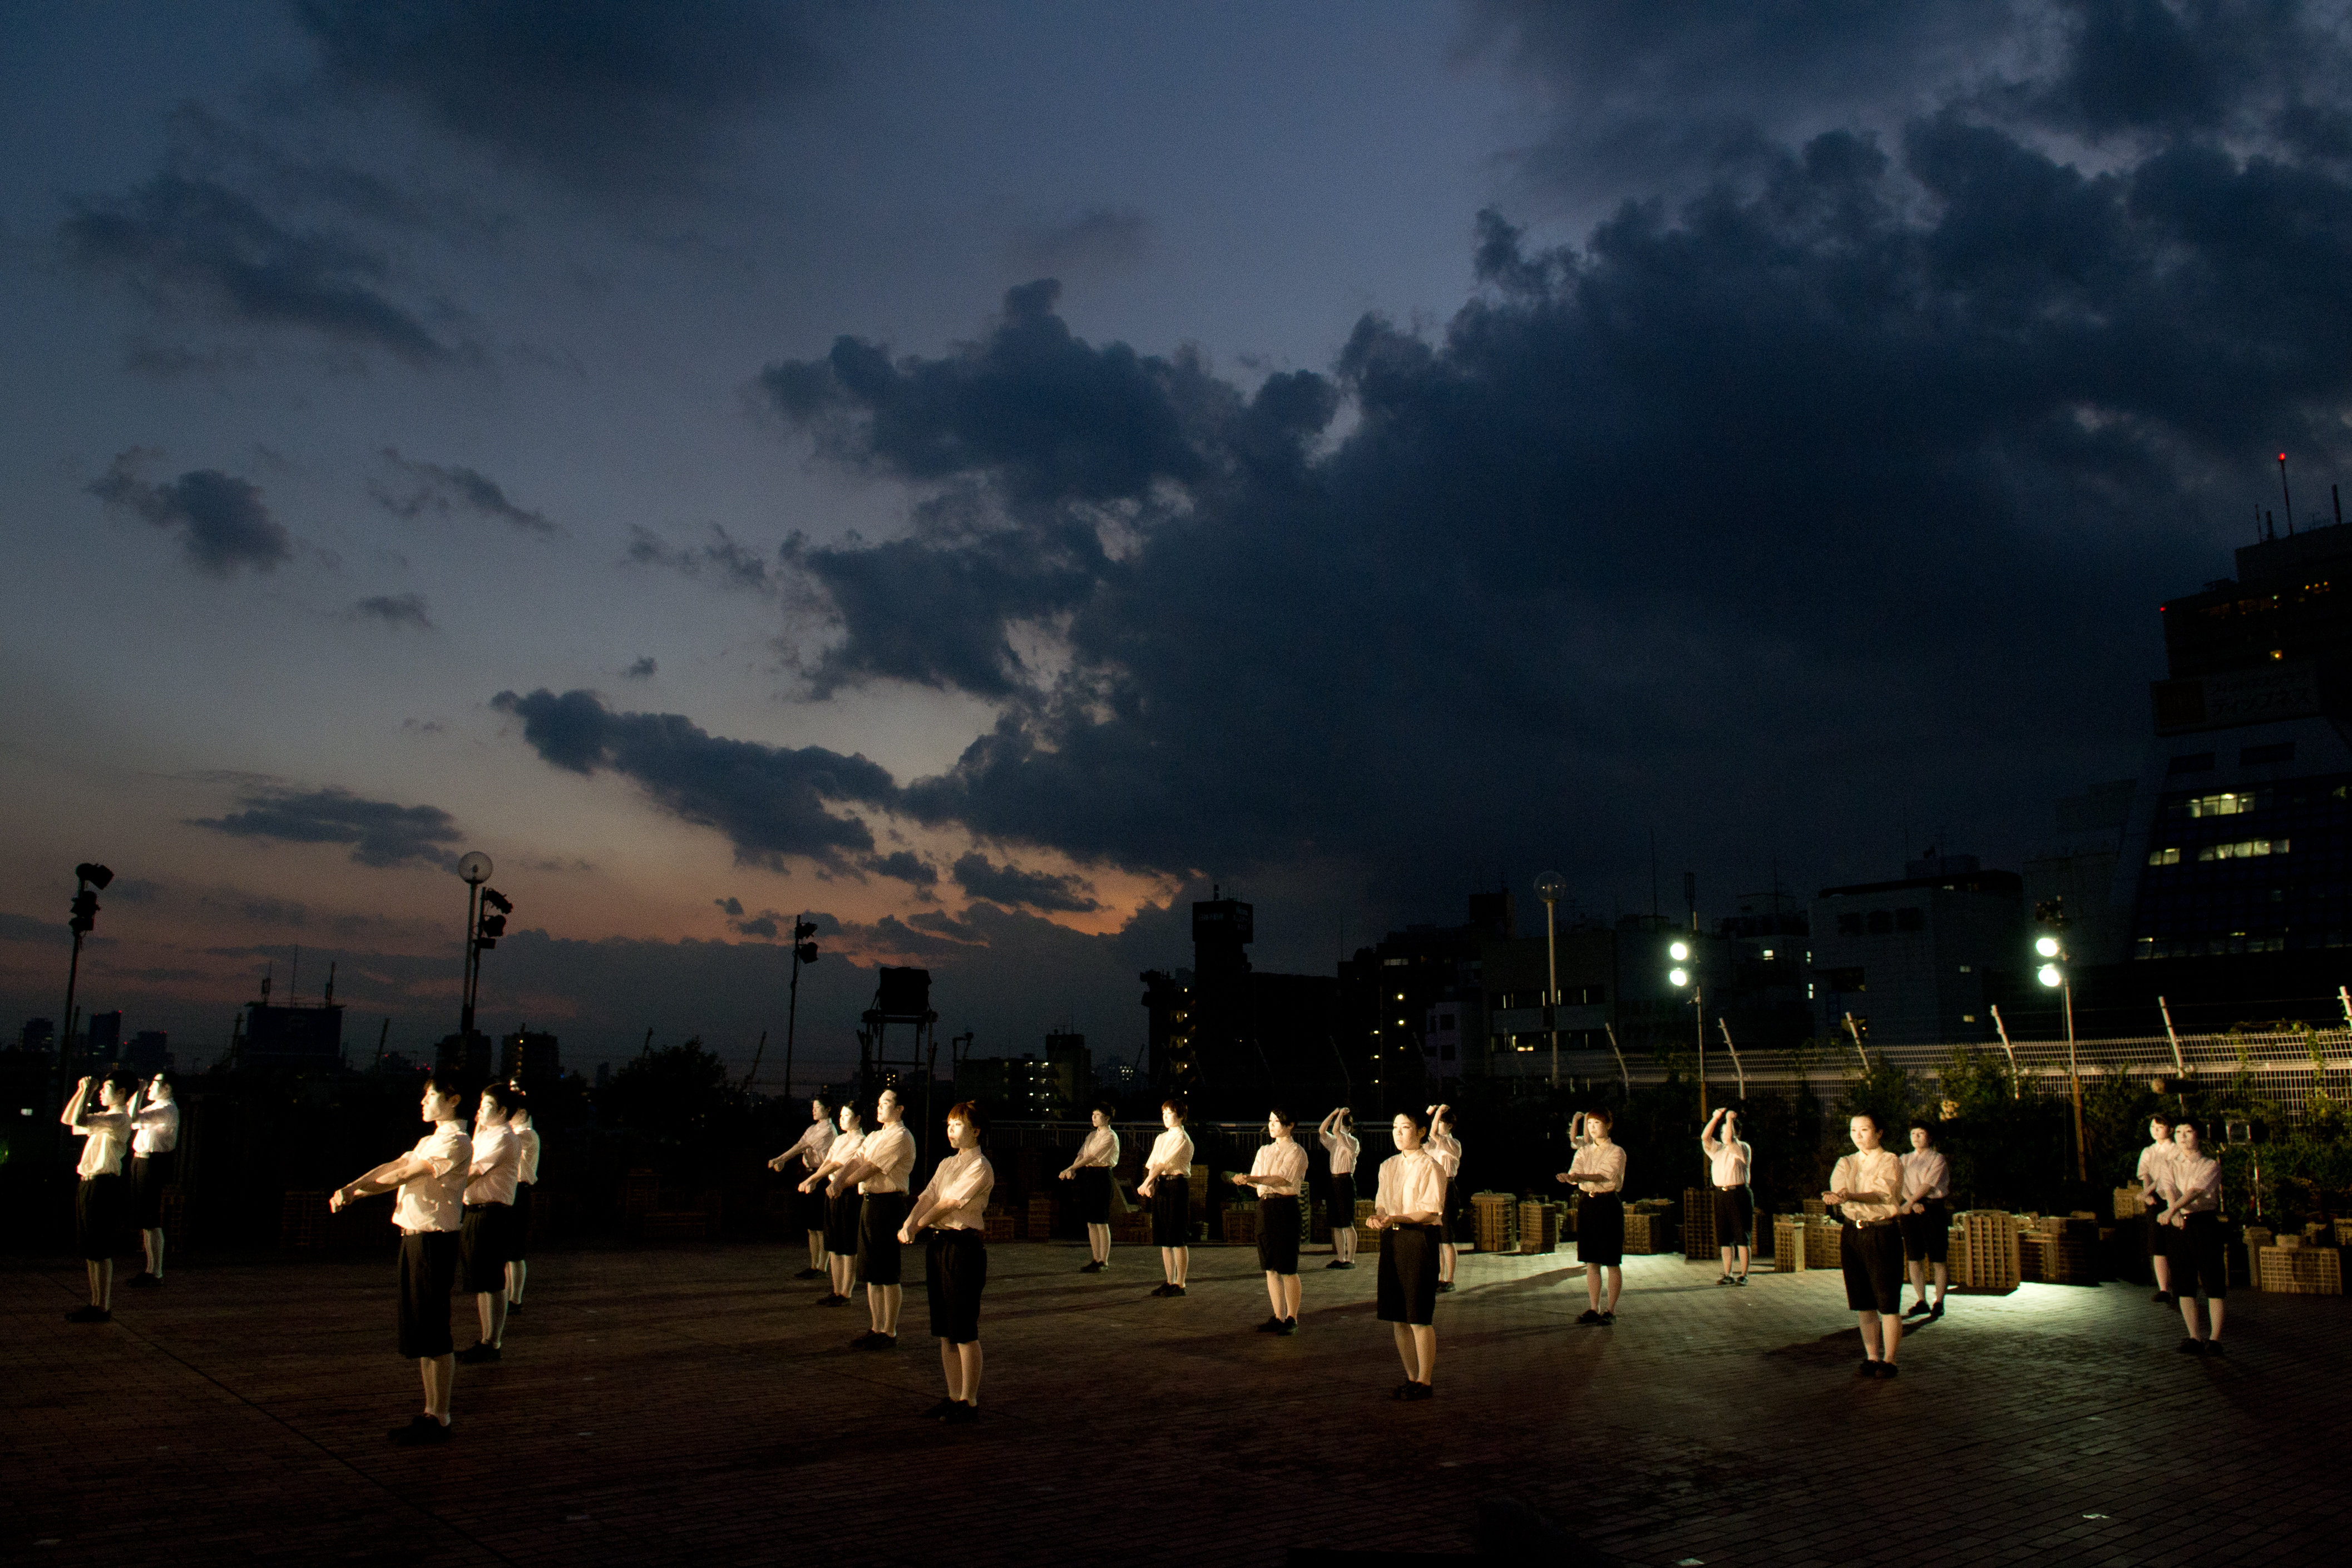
[
  {"left": 1167, "top": 1284, "right": 1186, "bottom": 1296},
  {"left": 849, "top": 1330, "right": 881, "bottom": 1349},
  {"left": 813, "top": 1293, "right": 848, "bottom": 1307},
  {"left": 2205, "top": 1341, "right": 2226, "bottom": 1358},
  {"left": 1436, "top": 1280, "right": 1456, "bottom": 1293},
  {"left": 795, "top": 1267, "right": 824, "bottom": 1280},
  {"left": 1403, "top": 1381, "right": 1434, "bottom": 1401},
  {"left": 65, "top": 1304, "right": 111, "bottom": 1324},
  {"left": 2151, "top": 1289, "right": 2171, "bottom": 1305},
  {"left": 2176, "top": 1337, "right": 2205, "bottom": 1356},
  {"left": 1732, "top": 1274, "right": 1749, "bottom": 1286},
  {"left": 1325, "top": 1259, "right": 1352, "bottom": 1269},
  {"left": 1928, "top": 1302, "right": 1944, "bottom": 1320},
  {"left": 1149, "top": 1283, "right": 1172, "bottom": 1297},
  {"left": 1598, "top": 1311, "right": 1614, "bottom": 1325},
  {"left": 1256, "top": 1315, "right": 1286, "bottom": 1333},
  {"left": 1576, "top": 1309, "right": 1602, "bottom": 1325},
  {"left": 456, "top": 1343, "right": 501, "bottom": 1364},
  {"left": 1392, "top": 1381, "right": 1416, "bottom": 1401},
  {"left": 127, "top": 1272, "right": 161, "bottom": 1289},
  {"left": 943, "top": 1401, "right": 979, "bottom": 1424},
  {"left": 1716, "top": 1274, "right": 1733, "bottom": 1287},
  {"left": 1079, "top": 1260, "right": 1104, "bottom": 1273},
  {"left": 389, "top": 1414, "right": 451, "bottom": 1445},
  {"left": 1903, "top": 1300, "right": 1931, "bottom": 1318},
  {"left": 1878, "top": 1363, "right": 1900, "bottom": 1380},
  {"left": 505, "top": 1300, "right": 522, "bottom": 1314},
  {"left": 1276, "top": 1318, "right": 1298, "bottom": 1336},
  {"left": 921, "top": 1398, "right": 958, "bottom": 1419},
  {"left": 1859, "top": 1360, "right": 1882, "bottom": 1378}
]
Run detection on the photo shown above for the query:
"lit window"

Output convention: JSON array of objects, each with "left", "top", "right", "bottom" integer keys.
[
  {"left": 2196, "top": 838, "right": 2286, "bottom": 861},
  {"left": 1958, "top": 964, "right": 1971, "bottom": 972},
  {"left": 1761, "top": 949, "right": 1775, "bottom": 959},
  {"left": 2186, "top": 792, "right": 2256, "bottom": 818},
  {"left": 2148, "top": 847, "right": 2181, "bottom": 866},
  {"left": 1962, "top": 1014, "right": 1976, "bottom": 1023}
]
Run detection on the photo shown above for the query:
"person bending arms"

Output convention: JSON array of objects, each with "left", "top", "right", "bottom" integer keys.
[
  {"left": 61, "top": 1073, "right": 136, "bottom": 1322},
  {"left": 1898, "top": 1121, "right": 1951, "bottom": 1320},
  {"left": 1427, "top": 1104, "right": 1464, "bottom": 1292},
  {"left": 506, "top": 1098, "right": 540, "bottom": 1313},
  {"left": 458, "top": 1083, "right": 523, "bottom": 1363},
  {"left": 126, "top": 1072, "right": 180, "bottom": 1288},
  {"left": 831, "top": 1087, "right": 916, "bottom": 1348},
  {"left": 1059, "top": 1102, "right": 1121, "bottom": 1272},
  {"left": 2160, "top": 1119, "right": 2228, "bottom": 1356},
  {"left": 768, "top": 1099, "right": 835, "bottom": 1280},
  {"left": 1559, "top": 1110, "right": 1627, "bottom": 1324},
  {"left": 2137, "top": 1113, "right": 2177, "bottom": 1306},
  {"left": 799, "top": 1102, "right": 867, "bottom": 1308},
  {"left": 1138, "top": 1097, "right": 1195, "bottom": 1296},
  {"left": 899, "top": 1101, "right": 996, "bottom": 1422},
  {"left": 329, "top": 1070, "right": 471, "bottom": 1443},
  {"left": 1700, "top": 1107, "right": 1753, "bottom": 1286},
  {"left": 1826, "top": 1112, "right": 1907, "bottom": 1378},
  {"left": 1318, "top": 1107, "right": 1361, "bottom": 1269},
  {"left": 1232, "top": 1107, "right": 1309, "bottom": 1334},
  {"left": 1366, "top": 1107, "right": 1446, "bottom": 1399}
]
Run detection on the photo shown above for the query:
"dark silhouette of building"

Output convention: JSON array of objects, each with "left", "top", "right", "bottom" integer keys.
[
  {"left": 1141, "top": 893, "right": 1341, "bottom": 1117},
  {"left": 434, "top": 1030, "right": 492, "bottom": 1085},
  {"left": 85, "top": 1010, "right": 122, "bottom": 1065},
  {"left": 246, "top": 1001, "right": 346, "bottom": 1069},
  {"left": 500, "top": 1027, "right": 561, "bottom": 1089},
  {"left": 20, "top": 1018, "right": 55, "bottom": 1055},
  {"left": 122, "top": 1030, "right": 172, "bottom": 1073}
]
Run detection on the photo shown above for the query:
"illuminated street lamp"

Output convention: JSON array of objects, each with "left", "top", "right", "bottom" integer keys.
[
  {"left": 2034, "top": 903, "right": 2088, "bottom": 1182},
  {"left": 1535, "top": 872, "right": 1565, "bottom": 1087},
  {"left": 1668, "top": 937, "right": 1706, "bottom": 1115}
]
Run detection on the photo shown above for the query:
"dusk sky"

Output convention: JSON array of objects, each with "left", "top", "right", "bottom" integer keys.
[{"left": 8, "top": 1, "right": 2352, "bottom": 1082}]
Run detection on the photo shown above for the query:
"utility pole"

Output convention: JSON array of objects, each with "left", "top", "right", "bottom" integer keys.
[{"left": 780, "top": 916, "right": 820, "bottom": 1100}]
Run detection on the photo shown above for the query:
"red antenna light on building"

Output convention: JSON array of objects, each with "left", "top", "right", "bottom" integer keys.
[{"left": 2279, "top": 451, "right": 2295, "bottom": 536}]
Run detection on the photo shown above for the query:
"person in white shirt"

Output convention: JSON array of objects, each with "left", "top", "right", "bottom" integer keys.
[
  {"left": 1699, "top": 1106, "right": 1753, "bottom": 1286},
  {"left": 799, "top": 1102, "right": 867, "bottom": 1307},
  {"left": 828, "top": 1087, "right": 917, "bottom": 1348},
  {"left": 506, "top": 1096, "right": 541, "bottom": 1314},
  {"left": 1232, "top": 1106, "right": 1310, "bottom": 1334},
  {"left": 1559, "top": 1109, "right": 1627, "bottom": 1324},
  {"left": 1058, "top": 1101, "right": 1121, "bottom": 1272},
  {"left": 899, "top": 1100, "right": 995, "bottom": 1422},
  {"left": 126, "top": 1071, "right": 181, "bottom": 1289},
  {"left": 2160, "top": 1119, "right": 2227, "bottom": 1356},
  {"left": 768, "top": 1099, "right": 836, "bottom": 1280},
  {"left": 1898, "top": 1121, "right": 1951, "bottom": 1320},
  {"left": 1367, "top": 1106, "right": 1446, "bottom": 1399},
  {"left": 1318, "top": 1107, "right": 1361, "bottom": 1269},
  {"left": 1825, "top": 1111, "right": 1907, "bottom": 1378},
  {"left": 458, "top": 1083, "right": 525, "bottom": 1364},
  {"left": 1427, "top": 1104, "right": 1463, "bottom": 1292},
  {"left": 329, "top": 1069, "right": 472, "bottom": 1443},
  {"left": 2136, "top": 1113, "right": 2177, "bottom": 1305},
  {"left": 1138, "top": 1097, "right": 1195, "bottom": 1295},
  {"left": 61, "top": 1072, "right": 136, "bottom": 1322}
]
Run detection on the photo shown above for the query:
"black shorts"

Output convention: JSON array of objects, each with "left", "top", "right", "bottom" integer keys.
[
  {"left": 1377, "top": 1222, "right": 1442, "bottom": 1325},
  {"left": 1578, "top": 1193, "right": 1624, "bottom": 1268},
  {"left": 1152, "top": 1175, "right": 1190, "bottom": 1248},
  {"left": 1713, "top": 1186, "right": 1755, "bottom": 1249},
  {"left": 461, "top": 1203, "right": 517, "bottom": 1293},
  {"left": 823, "top": 1189, "right": 861, "bottom": 1257},
  {"left": 925, "top": 1227, "right": 988, "bottom": 1344},
  {"left": 511, "top": 1181, "right": 534, "bottom": 1259},
  {"left": 1841, "top": 1220, "right": 1906, "bottom": 1314},
  {"left": 130, "top": 1151, "right": 175, "bottom": 1230},
  {"left": 856, "top": 1192, "right": 910, "bottom": 1285},
  {"left": 1257, "top": 1195, "right": 1301, "bottom": 1275},
  {"left": 76, "top": 1174, "right": 130, "bottom": 1262},
  {"left": 2173, "top": 1210, "right": 2227, "bottom": 1299},
  {"left": 1328, "top": 1171, "right": 1356, "bottom": 1219},
  {"left": 1071, "top": 1166, "right": 1113, "bottom": 1224},
  {"left": 1898, "top": 1200, "right": 1950, "bottom": 1264},
  {"left": 397, "top": 1230, "right": 461, "bottom": 1359}
]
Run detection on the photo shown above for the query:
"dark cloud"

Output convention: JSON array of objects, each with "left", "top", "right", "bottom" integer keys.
[
  {"left": 187, "top": 787, "right": 465, "bottom": 868},
  {"left": 62, "top": 173, "right": 451, "bottom": 362},
  {"left": 623, "top": 525, "right": 775, "bottom": 592},
  {"left": 624, "top": 656, "right": 659, "bottom": 679},
  {"left": 490, "top": 687, "right": 897, "bottom": 868},
  {"left": 87, "top": 453, "right": 293, "bottom": 576},
  {"left": 950, "top": 853, "right": 1102, "bottom": 915},
  {"left": 747, "top": 11, "right": 2352, "bottom": 907},
  {"left": 714, "top": 896, "right": 745, "bottom": 917},
  {"left": 371, "top": 448, "right": 556, "bottom": 533},
  {"left": 353, "top": 592, "right": 433, "bottom": 629},
  {"left": 866, "top": 850, "right": 938, "bottom": 887},
  {"left": 1011, "top": 206, "right": 1154, "bottom": 276},
  {"left": 293, "top": 0, "right": 826, "bottom": 192},
  {"left": 0, "top": 912, "right": 70, "bottom": 947}
]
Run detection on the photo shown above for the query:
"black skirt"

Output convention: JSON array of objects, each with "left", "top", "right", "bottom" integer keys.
[
  {"left": 1328, "top": 1171, "right": 1356, "bottom": 1220},
  {"left": 1713, "top": 1186, "right": 1755, "bottom": 1249},
  {"left": 130, "top": 1150, "right": 175, "bottom": 1230},
  {"left": 925, "top": 1226, "right": 988, "bottom": 1344},
  {"left": 1152, "top": 1174, "right": 1190, "bottom": 1248},
  {"left": 2173, "top": 1210, "right": 2227, "bottom": 1299},
  {"left": 1376, "top": 1221, "right": 1442, "bottom": 1325},
  {"left": 823, "top": 1188, "right": 861, "bottom": 1257},
  {"left": 76, "top": 1173, "right": 130, "bottom": 1262},
  {"left": 1898, "top": 1199, "right": 1949, "bottom": 1264},
  {"left": 511, "top": 1180, "right": 534, "bottom": 1259},
  {"left": 1258, "top": 1195, "right": 1302, "bottom": 1275},
  {"left": 1071, "top": 1166, "right": 1113, "bottom": 1224},
  {"left": 1578, "top": 1192, "right": 1624, "bottom": 1268},
  {"left": 461, "top": 1203, "right": 517, "bottom": 1293},
  {"left": 796, "top": 1176, "right": 828, "bottom": 1233},
  {"left": 397, "top": 1230, "right": 461, "bottom": 1359},
  {"left": 1841, "top": 1220, "right": 1906, "bottom": 1313},
  {"left": 856, "top": 1191, "right": 910, "bottom": 1285},
  {"left": 1442, "top": 1176, "right": 1467, "bottom": 1243}
]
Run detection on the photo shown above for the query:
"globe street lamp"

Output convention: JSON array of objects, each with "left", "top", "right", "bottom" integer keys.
[
  {"left": 1668, "top": 938, "right": 1706, "bottom": 1115},
  {"left": 1534, "top": 872, "right": 1566, "bottom": 1087},
  {"left": 2035, "top": 922, "right": 2088, "bottom": 1183}
]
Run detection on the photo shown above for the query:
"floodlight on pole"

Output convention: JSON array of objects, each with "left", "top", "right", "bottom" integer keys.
[
  {"left": 2032, "top": 897, "right": 2087, "bottom": 1183},
  {"left": 1534, "top": 872, "right": 1565, "bottom": 1088}
]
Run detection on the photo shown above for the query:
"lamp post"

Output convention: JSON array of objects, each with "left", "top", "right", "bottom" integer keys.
[
  {"left": 780, "top": 916, "right": 819, "bottom": 1100},
  {"left": 2035, "top": 927, "right": 2088, "bottom": 1183},
  {"left": 1668, "top": 938, "right": 1706, "bottom": 1116},
  {"left": 454, "top": 853, "right": 511, "bottom": 1069},
  {"left": 58, "top": 862, "right": 113, "bottom": 1074},
  {"left": 1534, "top": 872, "right": 1565, "bottom": 1087}
]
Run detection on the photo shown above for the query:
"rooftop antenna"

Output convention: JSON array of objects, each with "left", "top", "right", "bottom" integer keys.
[
  {"left": 289, "top": 944, "right": 300, "bottom": 1008},
  {"left": 324, "top": 961, "right": 335, "bottom": 1008},
  {"left": 2279, "top": 452, "right": 2294, "bottom": 535},
  {"left": 1649, "top": 828, "right": 1660, "bottom": 920},
  {"left": 2334, "top": 483, "right": 2343, "bottom": 528},
  {"left": 2267, "top": 509, "right": 2277, "bottom": 542}
]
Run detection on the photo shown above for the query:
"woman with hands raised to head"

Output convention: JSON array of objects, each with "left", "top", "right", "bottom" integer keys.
[
  {"left": 61, "top": 1072, "right": 136, "bottom": 1322},
  {"left": 1058, "top": 1101, "right": 1120, "bottom": 1272},
  {"left": 1318, "top": 1107, "right": 1361, "bottom": 1269},
  {"left": 1427, "top": 1104, "right": 1462, "bottom": 1292},
  {"left": 1367, "top": 1107, "right": 1446, "bottom": 1399},
  {"left": 1700, "top": 1106, "right": 1753, "bottom": 1286},
  {"left": 1138, "top": 1097, "right": 1195, "bottom": 1296},
  {"left": 1560, "top": 1109, "right": 1626, "bottom": 1324}
]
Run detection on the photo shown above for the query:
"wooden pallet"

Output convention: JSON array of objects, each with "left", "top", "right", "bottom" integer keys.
[
  {"left": 1223, "top": 1205, "right": 1260, "bottom": 1245},
  {"left": 2256, "top": 1244, "right": 2343, "bottom": 1295},
  {"left": 1952, "top": 1210, "right": 2020, "bottom": 1291},
  {"left": 1682, "top": 1187, "right": 1718, "bottom": 1259},
  {"left": 1518, "top": 1200, "right": 1560, "bottom": 1254},
  {"left": 1773, "top": 1216, "right": 1809, "bottom": 1273}
]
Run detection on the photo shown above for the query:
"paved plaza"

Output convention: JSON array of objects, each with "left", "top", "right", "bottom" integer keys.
[{"left": 6, "top": 1236, "right": 2345, "bottom": 1566}]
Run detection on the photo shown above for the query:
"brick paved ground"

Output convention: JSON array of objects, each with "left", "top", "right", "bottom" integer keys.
[{"left": 5, "top": 1238, "right": 2345, "bottom": 1566}]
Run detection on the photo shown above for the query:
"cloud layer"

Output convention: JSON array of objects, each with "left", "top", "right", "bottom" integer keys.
[
  {"left": 87, "top": 453, "right": 294, "bottom": 576},
  {"left": 187, "top": 787, "right": 464, "bottom": 868}
]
